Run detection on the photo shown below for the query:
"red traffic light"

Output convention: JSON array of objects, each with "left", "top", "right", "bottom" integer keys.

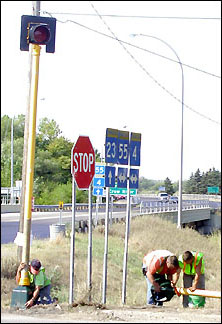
[
  {"left": 29, "top": 24, "right": 50, "bottom": 44},
  {"left": 20, "top": 15, "right": 56, "bottom": 53}
]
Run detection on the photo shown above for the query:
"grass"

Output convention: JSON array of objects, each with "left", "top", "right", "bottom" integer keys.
[{"left": 1, "top": 214, "right": 221, "bottom": 310}]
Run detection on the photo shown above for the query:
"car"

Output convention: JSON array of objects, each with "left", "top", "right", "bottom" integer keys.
[
  {"left": 169, "top": 196, "right": 178, "bottom": 204},
  {"left": 114, "top": 195, "right": 126, "bottom": 201},
  {"left": 158, "top": 192, "right": 169, "bottom": 202}
]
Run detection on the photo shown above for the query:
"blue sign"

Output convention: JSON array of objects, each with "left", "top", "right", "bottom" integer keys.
[
  {"left": 105, "top": 166, "right": 115, "bottom": 187},
  {"left": 95, "top": 164, "right": 105, "bottom": 175},
  {"left": 130, "top": 132, "right": 141, "bottom": 166},
  {"left": 118, "top": 130, "right": 129, "bottom": 165},
  {"left": 117, "top": 167, "right": 128, "bottom": 188},
  {"left": 129, "top": 169, "right": 139, "bottom": 189},
  {"left": 93, "top": 187, "right": 104, "bottom": 196},
  {"left": 93, "top": 177, "right": 105, "bottom": 188},
  {"left": 105, "top": 128, "right": 118, "bottom": 163}
]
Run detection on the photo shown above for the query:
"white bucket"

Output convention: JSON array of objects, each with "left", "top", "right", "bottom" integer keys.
[{"left": 49, "top": 224, "right": 66, "bottom": 240}]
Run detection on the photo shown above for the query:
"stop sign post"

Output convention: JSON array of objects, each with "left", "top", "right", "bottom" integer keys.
[
  {"left": 71, "top": 136, "right": 95, "bottom": 189},
  {"left": 69, "top": 136, "right": 95, "bottom": 305}
]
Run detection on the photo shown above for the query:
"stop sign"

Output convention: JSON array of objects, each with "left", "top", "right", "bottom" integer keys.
[{"left": 71, "top": 136, "right": 95, "bottom": 189}]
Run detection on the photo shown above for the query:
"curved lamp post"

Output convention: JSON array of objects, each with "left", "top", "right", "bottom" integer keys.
[{"left": 130, "top": 33, "right": 184, "bottom": 228}]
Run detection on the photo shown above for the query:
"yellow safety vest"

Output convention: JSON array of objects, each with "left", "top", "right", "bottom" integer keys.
[{"left": 178, "top": 251, "right": 205, "bottom": 275}]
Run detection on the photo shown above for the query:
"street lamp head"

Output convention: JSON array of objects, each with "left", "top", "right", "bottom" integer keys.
[{"left": 129, "top": 33, "right": 139, "bottom": 38}]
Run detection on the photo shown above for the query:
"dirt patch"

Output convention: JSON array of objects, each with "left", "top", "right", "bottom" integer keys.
[{"left": 2, "top": 303, "right": 221, "bottom": 323}]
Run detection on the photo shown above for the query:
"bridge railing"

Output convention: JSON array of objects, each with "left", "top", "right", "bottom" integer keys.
[{"left": 139, "top": 200, "right": 210, "bottom": 215}]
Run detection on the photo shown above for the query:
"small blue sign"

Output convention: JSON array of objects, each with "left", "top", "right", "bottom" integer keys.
[
  {"left": 117, "top": 167, "right": 128, "bottom": 188},
  {"left": 105, "top": 128, "right": 118, "bottom": 163},
  {"left": 105, "top": 166, "right": 115, "bottom": 187},
  {"left": 95, "top": 164, "right": 105, "bottom": 175},
  {"left": 93, "top": 177, "right": 105, "bottom": 188},
  {"left": 129, "top": 169, "right": 139, "bottom": 189},
  {"left": 93, "top": 187, "right": 104, "bottom": 196},
  {"left": 130, "top": 133, "right": 141, "bottom": 166},
  {"left": 118, "top": 130, "right": 129, "bottom": 165}
]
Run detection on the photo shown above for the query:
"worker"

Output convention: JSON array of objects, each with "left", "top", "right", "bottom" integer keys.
[
  {"left": 16, "top": 259, "right": 55, "bottom": 308},
  {"left": 142, "top": 250, "right": 180, "bottom": 306},
  {"left": 174, "top": 250, "right": 205, "bottom": 308}
]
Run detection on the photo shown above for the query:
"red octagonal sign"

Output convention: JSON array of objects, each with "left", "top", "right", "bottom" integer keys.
[{"left": 71, "top": 136, "right": 95, "bottom": 189}]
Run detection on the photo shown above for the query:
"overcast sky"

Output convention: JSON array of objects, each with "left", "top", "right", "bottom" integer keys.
[{"left": 1, "top": 1, "right": 221, "bottom": 182}]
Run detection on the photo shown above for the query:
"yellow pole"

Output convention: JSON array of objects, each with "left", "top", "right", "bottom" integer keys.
[
  {"left": 175, "top": 287, "right": 221, "bottom": 299},
  {"left": 20, "top": 44, "right": 41, "bottom": 285}
]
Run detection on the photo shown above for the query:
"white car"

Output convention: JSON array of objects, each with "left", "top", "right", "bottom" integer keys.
[{"left": 158, "top": 193, "right": 169, "bottom": 202}]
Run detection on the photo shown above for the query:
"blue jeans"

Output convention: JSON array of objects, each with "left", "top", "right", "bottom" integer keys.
[
  {"left": 35, "top": 285, "right": 52, "bottom": 305},
  {"left": 145, "top": 273, "right": 164, "bottom": 305},
  {"left": 145, "top": 276, "right": 155, "bottom": 304}
]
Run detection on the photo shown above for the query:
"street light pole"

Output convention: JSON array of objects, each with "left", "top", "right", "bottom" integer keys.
[{"left": 130, "top": 33, "right": 184, "bottom": 228}]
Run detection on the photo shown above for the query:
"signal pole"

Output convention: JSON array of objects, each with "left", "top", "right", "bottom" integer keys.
[
  {"left": 17, "top": 0, "right": 40, "bottom": 262},
  {"left": 22, "top": 43, "right": 41, "bottom": 264}
]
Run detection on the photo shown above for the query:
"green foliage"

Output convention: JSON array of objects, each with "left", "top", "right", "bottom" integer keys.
[
  {"left": 1, "top": 115, "right": 221, "bottom": 204},
  {"left": 139, "top": 177, "right": 164, "bottom": 193},
  {"left": 36, "top": 117, "right": 62, "bottom": 149},
  {"left": 164, "top": 177, "right": 174, "bottom": 195},
  {"left": 184, "top": 168, "right": 221, "bottom": 194}
]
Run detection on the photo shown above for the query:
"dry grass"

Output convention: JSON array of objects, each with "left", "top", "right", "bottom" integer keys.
[{"left": 1, "top": 214, "right": 221, "bottom": 310}]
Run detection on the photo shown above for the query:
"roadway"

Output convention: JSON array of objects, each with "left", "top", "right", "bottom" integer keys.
[
  {"left": 1, "top": 198, "right": 220, "bottom": 245},
  {"left": 1, "top": 208, "right": 129, "bottom": 244}
]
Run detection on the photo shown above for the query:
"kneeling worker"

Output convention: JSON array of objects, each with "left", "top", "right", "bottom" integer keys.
[
  {"left": 16, "top": 259, "right": 54, "bottom": 308},
  {"left": 142, "top": 250, "right": 180, "bottom": 306}
]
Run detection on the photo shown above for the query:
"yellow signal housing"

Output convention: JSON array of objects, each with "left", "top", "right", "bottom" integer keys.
[
  {"left": 19, "top": 268, "right": 30, "bottom": 286},
  {"left": 59, "top": 201, "right": 64, "bottom": 210}
]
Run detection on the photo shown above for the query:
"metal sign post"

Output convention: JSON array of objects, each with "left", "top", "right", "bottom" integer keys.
[
  {"left": 88, "top": 184, "right": 93, "bottom": 302},
  {"left": 102, "top": 186, "right": 110, "bottom": 304},
  {"left": 70, "top": 136, "right": 95, "bottom": 304},
  {"left": 121, "top": 166, "right": 131, "bottom": 304},
  {"left": 69, "top": 177, "right": 76, "bottom": 304}
]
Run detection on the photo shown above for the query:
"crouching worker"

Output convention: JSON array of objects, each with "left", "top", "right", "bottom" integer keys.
[
  {"left": 142, "top": 250, "right": 180, "bottom": 306},
  {"left": 174, "top": 251, "right": 205, "bottom": 308},
  {"left": 16, "top": 259, "right": 53, "bottom": 308}
]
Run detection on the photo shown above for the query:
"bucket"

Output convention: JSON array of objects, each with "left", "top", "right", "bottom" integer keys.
[
  {"left": 188, "top": 295, "right": 205, "bottom": 307},
  {"left": 49, "top": 224, "right": 66, "bottom": 240}
]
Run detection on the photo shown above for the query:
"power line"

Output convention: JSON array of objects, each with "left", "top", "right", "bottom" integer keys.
[
  {"left": 43, "top": 10, "right": 221, "bottom": 126},
  {"left": 89, "top": 2, "right": 221, "bottom": 126},
  {"left": 44, "top": 11, "right": 220, "bottom": 79},
  {"left": 41, "top": 11, "right": 221, "bottom": 20}
]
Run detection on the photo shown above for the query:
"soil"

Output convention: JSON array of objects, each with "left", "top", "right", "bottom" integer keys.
[{"left": 1, "top": 302, "right": 221, "bottom": 323}]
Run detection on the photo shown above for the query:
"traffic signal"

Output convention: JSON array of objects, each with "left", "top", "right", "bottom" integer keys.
[
  {"left": 59, "top": 201, "right": 64, "bottom": 210},
  {"left": 20, "top": 15, "right": 56, "bottom": 53}
]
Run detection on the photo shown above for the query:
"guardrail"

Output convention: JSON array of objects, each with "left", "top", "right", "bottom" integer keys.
[
  {"left": 139, "top": 200, "right": 210, "bottom": 214},
  {"left": 33, "top": 202, "right": 133, "bottom": 212}
]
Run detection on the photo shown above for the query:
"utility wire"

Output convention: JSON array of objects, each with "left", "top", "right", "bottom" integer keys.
[
  {"left": 43, "top": 10, "right": 221, "bottom": 125},
  {"left": 89, "top": 2, "right": 221, "bottom": 126},
  {"left": 41, "top": 11, "right": 221, "bottom": 20},
  {"left": 43, "top": 11, "right": 220, "bottom": 79}
]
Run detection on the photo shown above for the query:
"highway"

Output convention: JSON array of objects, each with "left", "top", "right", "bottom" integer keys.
[
  {"left": 1, "top": 198, "right": 220, "bottom": 244},
  {"left": 1, "top": 208, "right": 129, "bottom": 244}
]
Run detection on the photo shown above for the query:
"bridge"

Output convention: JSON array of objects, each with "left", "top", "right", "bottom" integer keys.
[{"left": 1, "top": 195, "right": 220, "bottom": 235}]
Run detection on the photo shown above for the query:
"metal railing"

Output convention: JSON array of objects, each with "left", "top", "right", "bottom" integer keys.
[{"left": 139, "top": 200, "right": 210, "bottom": 215}]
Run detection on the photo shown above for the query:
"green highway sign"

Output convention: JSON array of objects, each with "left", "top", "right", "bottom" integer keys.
[
  {"left": 110, "top": 187, "right": 137, "bottom": 196},
  {"left": 207, "top": 186, "right": 219, "bottom": 194}
]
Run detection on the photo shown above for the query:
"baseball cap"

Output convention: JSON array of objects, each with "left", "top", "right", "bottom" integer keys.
[{"left": 31, "top": 259, "right": 41, "bottom": 271}]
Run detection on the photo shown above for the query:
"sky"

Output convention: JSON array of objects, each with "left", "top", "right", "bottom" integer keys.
[{"left": 1, "top": 1, "right": 221, "bottom": 182}]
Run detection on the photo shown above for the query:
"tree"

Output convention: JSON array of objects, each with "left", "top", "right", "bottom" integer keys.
[
  {"left": 36, "top": 117, "right": 62, "bottom": 149},
  {"left": 164, "top": 177, "right": 174, "bottom": 195},
  {"left": 184, "top": 168, "right": 221, "bottom": 194}
]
